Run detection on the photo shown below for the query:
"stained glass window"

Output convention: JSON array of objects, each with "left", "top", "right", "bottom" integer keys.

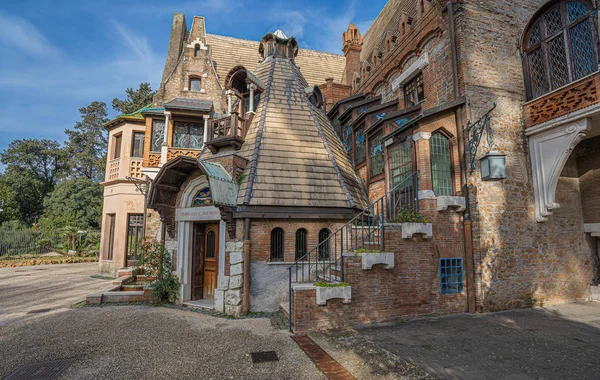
[
  {"left": 369, "top": 133, "right": 384, "bottom": 177},
  {"left": 431, "top": 133, "right": 453, "bottom": 196},
  {"left": 389, "top": 139, "right": 412, "bottom": 188},
  {"left": 173, "top": 122, "right": 203, "bottom": 149},
  {"left": 151, "top": 120, "right": 165, "bottom": 152},
  {"left": 192, "top": 187, "right": 212, "bottom": 207},
  {"left": 355, "top": 126, "right": 366, "bottom": 164},
  {"left": 523, "top": 1, "right": 597, "bottom": 100},
  {"left": 342, "top": 124, "right": 353, "bottom": 153}
]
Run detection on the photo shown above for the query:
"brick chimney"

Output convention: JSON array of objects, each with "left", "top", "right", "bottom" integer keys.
[{"left": 342, "top": 23, "right": 362, "bottom": 87}]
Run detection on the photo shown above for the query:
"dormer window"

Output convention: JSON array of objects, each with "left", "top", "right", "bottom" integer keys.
[
  {"left": 189, "top": 77, "right": 201, "bottom": 91},
  {"left": 194, "top": 44, "right": 201, "bottom": 58}
]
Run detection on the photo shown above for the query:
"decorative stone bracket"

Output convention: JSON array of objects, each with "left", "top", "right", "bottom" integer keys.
[
  {"left": 527, "top": 117, "right": 592, "bottom": 222},
  {"left": 315, "top": 285, "right": 352, "bottom": 306},
  {"left": 437, "top": 196, "right": 466, "bottom": 212},
  {"left": 401, "top": 223, "right": 433, "bottom": 239},
  {"left": 584, "top": 223, "right": 600, "bottom": 237},
  {"left": 359, "top": 252, "right": 395, "bottom": 270}
]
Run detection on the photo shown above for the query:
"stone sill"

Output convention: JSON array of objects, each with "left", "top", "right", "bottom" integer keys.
[
  {"left": 292, "top": 283, "right": 353, "bottom": 306},
  {"left": 267, "top": 261, "right": 338, "bottom": 266}
]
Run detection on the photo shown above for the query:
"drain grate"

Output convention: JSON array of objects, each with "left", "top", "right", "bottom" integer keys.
[
  {"left": 5, "top": 359, "right": 74, "bottom": 380},
  {"left": 27, "top": 308, "right": 51, "bottom": 314},
  {"left": 250, "top": 351, "right": 279, "bottom": 363}
]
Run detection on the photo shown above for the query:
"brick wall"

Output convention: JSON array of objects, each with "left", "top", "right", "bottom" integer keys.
[
  {"left": 292, "top": 226, "right": 467, "bottom": 333},
  {"left": 577, "top": 136, "right": 600, "bottom": 224}
]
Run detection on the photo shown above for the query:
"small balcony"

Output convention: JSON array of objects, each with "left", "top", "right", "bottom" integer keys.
[
  {"left": 206, "top": 112, "right": 251, "bottom": 154},
  {"left": 524, "top": 71, "right": 600, "bottom": 128}
]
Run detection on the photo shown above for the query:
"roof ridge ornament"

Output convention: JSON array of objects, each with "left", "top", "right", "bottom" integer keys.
[{"left": 273, "top": 29, "right": 288, "bottom": 39}]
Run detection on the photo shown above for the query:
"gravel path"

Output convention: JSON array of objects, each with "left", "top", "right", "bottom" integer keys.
[{"left": 0, "top": 305, "right": 325, "bottom": 379}]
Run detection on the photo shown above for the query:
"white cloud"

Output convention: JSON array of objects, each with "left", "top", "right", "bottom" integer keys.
[
  {"left": 271, "top": 10, "right": 308, "bottom": 39},
  {"left": 0, "top": 12, "right": 61, "bottom": 58}
]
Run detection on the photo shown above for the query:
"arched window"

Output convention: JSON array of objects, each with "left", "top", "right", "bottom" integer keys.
[
  {"left": 205, "top": 230, "right": 216, "bottom": 258},
  {"left": 522, "top": 1, "right": 597, "bottom": 99},
  {"left": 318, "top": 228, "right": 331, "bottom": 260},
  {"left": 295, "top": 228, "right": 307, "bottom": 259},
  {"left": 189, "top": 77, "right": 201, "bottom": 91},
  {"left": 194, "top": 44, "right": 201, "bottom": 58},
  {"left": 270, "top": 228, "right": 284, "bottom": 261},
  {"left": 430, "top": 132, "right": 453, "bottom": 196}
]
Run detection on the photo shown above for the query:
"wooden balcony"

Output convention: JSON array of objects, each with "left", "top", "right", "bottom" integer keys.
[
  {"left": 524, "top": 71, "right": 600, "bottom": 128},
  {"left": 206, "top": 112, "right": 250, "bottom": 154}
]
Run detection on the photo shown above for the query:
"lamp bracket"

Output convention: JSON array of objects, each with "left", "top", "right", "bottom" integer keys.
[{"left": 466, "top": 103, "right": 497, "bottom": 171}]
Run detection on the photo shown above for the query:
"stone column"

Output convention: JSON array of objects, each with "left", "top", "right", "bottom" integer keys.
[
  {"left": 202, "top": 115, "right": 209, "bottom": 146},
  {"left": 248, "top": 83, "right": 257, "bottom": 115},
  {"left": 216, "top": 240, "right": 244, "bottom": 315},
  {"left": 226, "top": 90, "right": 233, "bottom": 115},
  {"left": 160, "top": 111, "right": 171, "bottom": 166}
]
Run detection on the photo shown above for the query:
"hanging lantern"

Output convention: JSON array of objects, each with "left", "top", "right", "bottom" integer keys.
[{"left": 480, "top": 150, "right": 506, "bottom": 181}]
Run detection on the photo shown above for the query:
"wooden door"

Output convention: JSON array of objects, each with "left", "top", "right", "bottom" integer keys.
[
  {"left": 203, "top": 224, "right": 219, "bottom": 300},
  {"left": 191, "top": 224, "right": 205, "bottom": 301}
]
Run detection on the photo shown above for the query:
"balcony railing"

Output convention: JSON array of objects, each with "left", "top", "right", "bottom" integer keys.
[{"left": 206, "top": 112, "right": 251, "bottom": 153}]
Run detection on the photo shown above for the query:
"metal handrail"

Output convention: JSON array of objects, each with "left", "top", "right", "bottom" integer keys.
[{"left": 287, "top": 171, "right": 419, "bottom": 331}]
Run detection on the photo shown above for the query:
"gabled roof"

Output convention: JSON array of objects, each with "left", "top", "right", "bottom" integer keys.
[
  {"left": 235, "top": 47, "right": 367, "bottom": 210},
  {"left": 206, "top": 34, "right": 346, "bottom": 87}
]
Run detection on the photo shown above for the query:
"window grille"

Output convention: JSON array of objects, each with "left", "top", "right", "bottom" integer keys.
[
  {"left": 523, "top": 1, "right": 597, "bottom": 99},
  {"left": 131, "top": 132, "right": 145, "bottom": 158},
  {"left": 318, "top": 229, "right": 331, "bottom": 260},
  {"left": 107, "top": 214, "right": 116, "bottom": 261},
  {"left": 206, "top": 230, "right": 216, "bottom": 258},
  {"left": 151, "top": 120, "right": 165, "bottom": 152},
  {"left": 440, "top": 258, "right": 464, "bottom": 294},
  {"left": 389, "top": 139, "right": 412, "bottom": 188},
  {"left": 173, "top": 122, "right": 203, "bottom": 149},
  {"left": 295, "top": 229, "right": 307, "bottom": 260},
  {"left": 369, "top": 133, "right": 384, "bottom": 177},
  {"left": 270, "top": 228, "right": 284, "bottom": 261},
  {"left": 355, "top": 126, "right": 366, "bottom": 164},
  {"left": 190, "top": 78, "right": 201, "bottom": 91},
  {"left": 430, "top": 133, "right": 453, "bottom": 196},
  {"left": 126, "top": 214, "right": 144, "bottom": 260}
]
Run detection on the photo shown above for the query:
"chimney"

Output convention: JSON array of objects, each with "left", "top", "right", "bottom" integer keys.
[{"left": 342, "top": 23, "right": 362, "bottom": 87}]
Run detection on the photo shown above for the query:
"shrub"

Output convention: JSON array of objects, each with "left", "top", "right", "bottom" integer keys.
[
  {"left": 151, "top": 275, "right": 180, "bottom": 304},
  {"left": 355, "top": 249, "right": 381, "bottom": 254},
  {"left": 395, "top": 207, "right": 429, "bottom": 223},
  {"left": 314, "top": 281, "right": 350, "bottom": 287},
  {"left": 138, "top": 238, "right": 181, "bottom": 304}
]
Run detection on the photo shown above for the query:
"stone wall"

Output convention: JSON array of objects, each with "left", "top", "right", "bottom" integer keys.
[
  {"left": 291, "top": 226, "right": 467, "bottom": 334},
  {"left": 577, "top": 136, "right": 600, "bottom": 224},
  {"left": 215, "top": 240, "right": 244, "bottom": 315}
]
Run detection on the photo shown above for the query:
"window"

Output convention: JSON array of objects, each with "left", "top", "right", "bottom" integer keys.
[
  {"left": 389, "top": 139, "right": 413, "bottom": 188},
  {"left": 430, "top": 132, "right": 453, "bottom": 196},
  {"left": 173, "top": 122, "right": 203, "bottom": 149},
  {"left": 523, "top": 1, "right": 597, "bottom": 99},
  {"left": 404, "top": 73, "right": 424, "bottom": 107},
  {"left": 355, "top": 126, "right": 366, "bottom": 165},
  {"left": 106, "top": 214, "right": 116, "bottom": 260},
  {"left": 270, "top": 228, "right": 284, "bottom": 261},
  {"left": 189, "top": 77, "right": 201, "bottom": 91},
  {"left": 131, "top": 132, "right": 145, "bottom": 158},
  {"left": 192, "top": 187, "right": 212, "bottom": 206},
  {"left": 151, "top": 120, "right": 165, "bottom": 152},
  {"left": 112, "top": 134, "right": 122, "bottom": 159},
  {"left": 342, "top": 124, "right": 353, "bottom": 153},
  {"left": 318, "top": 228, "right": 330, "bottom": 260},
  {"left": 194, "top": 44, "right": 201, "bottom": 58},
  {"left": 369, "top": 133, "right": 384, "bottom": 177},
  {"left": 205, "top": 230, "right": 216, "bottom": 258},
  {"left": 126, "top": 214, "right": 144, "bottom": 260},
  {"left": 440, "top": 258, "right": 464, "bottom": 294},
  {"left": 295, "top": 228, "right": 307, "bottom": 260}
]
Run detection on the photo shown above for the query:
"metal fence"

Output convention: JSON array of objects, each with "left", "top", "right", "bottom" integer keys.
[{"left": 0, "top": 230, "right": 67, "bottom": 257}]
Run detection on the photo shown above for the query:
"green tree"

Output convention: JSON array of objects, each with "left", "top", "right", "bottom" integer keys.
[
  {"left": 64, "top": 101, "right": 108, "bottom": 181},
  {"left": 111, "top": 82, "right": 155, "bottom": 114},
  {"left": 0, "top": 177, "right": 22, "bottom": 223},
  {"left": 40, "top": 177, "right": 102, "bottom": 230},
  {"left": 0, "top": 170, "right": 45, "bottom": 225}
]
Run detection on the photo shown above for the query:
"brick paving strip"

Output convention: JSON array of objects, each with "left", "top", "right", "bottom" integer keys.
[{"left": 292, "top": 335, "right": 355, "bottom": 380}]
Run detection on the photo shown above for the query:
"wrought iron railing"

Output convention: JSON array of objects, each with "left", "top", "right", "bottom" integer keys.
[{"left": 287, "top": 171, "right": 419, "bottom": 331}]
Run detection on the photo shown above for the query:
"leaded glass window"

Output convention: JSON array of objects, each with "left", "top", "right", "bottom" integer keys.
[
  {"left": 342, "top": 124, "right": 353, "bottom": 153},
  {"left": 173, "top": 122, "right": 203, "bottom": 149},
  {"left": 192, "top": 187, "right": 212, "bottom": 207},
  {"left": 369, "top": 133, "right": 384, "bottom": 177},
  {"left": 430, "top": 133, "right": 453, "bottom": 196},
  {"left": 355, "top": 126, "right": 366, "bottom": 165},
  {"left": 151, "top": 120, "right": 165, "bottom": 152},
  {"left": 523, "top": 1, "right": 598, "bottom": 100},
  {"left": 389, "top": 139, "right": 412, "bottom": 188}
]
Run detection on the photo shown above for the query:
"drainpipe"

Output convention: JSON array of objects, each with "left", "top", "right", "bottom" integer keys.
[
  {"left": 447, "top": 0, "right": 477, "bottom": 312},
  {"left": 242, "top": 218, "right": 252, "bottom": 314}
]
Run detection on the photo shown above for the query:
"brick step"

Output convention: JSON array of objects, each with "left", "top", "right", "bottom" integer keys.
[{"left": 117, "top": 268, "right": 134, "bottom": 278}]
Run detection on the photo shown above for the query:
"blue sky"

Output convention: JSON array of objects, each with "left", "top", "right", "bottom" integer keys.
[{"left": 0, "top": 0, "right": 385, "bottom": 153}]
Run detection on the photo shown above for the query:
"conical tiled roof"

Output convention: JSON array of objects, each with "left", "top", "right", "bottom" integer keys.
[{"left": 236, "top": 35, "right": 367, "bottom": 210}]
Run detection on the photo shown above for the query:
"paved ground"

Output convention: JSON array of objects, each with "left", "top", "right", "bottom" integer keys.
[
  {"left": 0, "top": 263, "right": 113, "bottom": 326},
  {"left": 353, "top": 302, "right": 600, "bottom": 380}
]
